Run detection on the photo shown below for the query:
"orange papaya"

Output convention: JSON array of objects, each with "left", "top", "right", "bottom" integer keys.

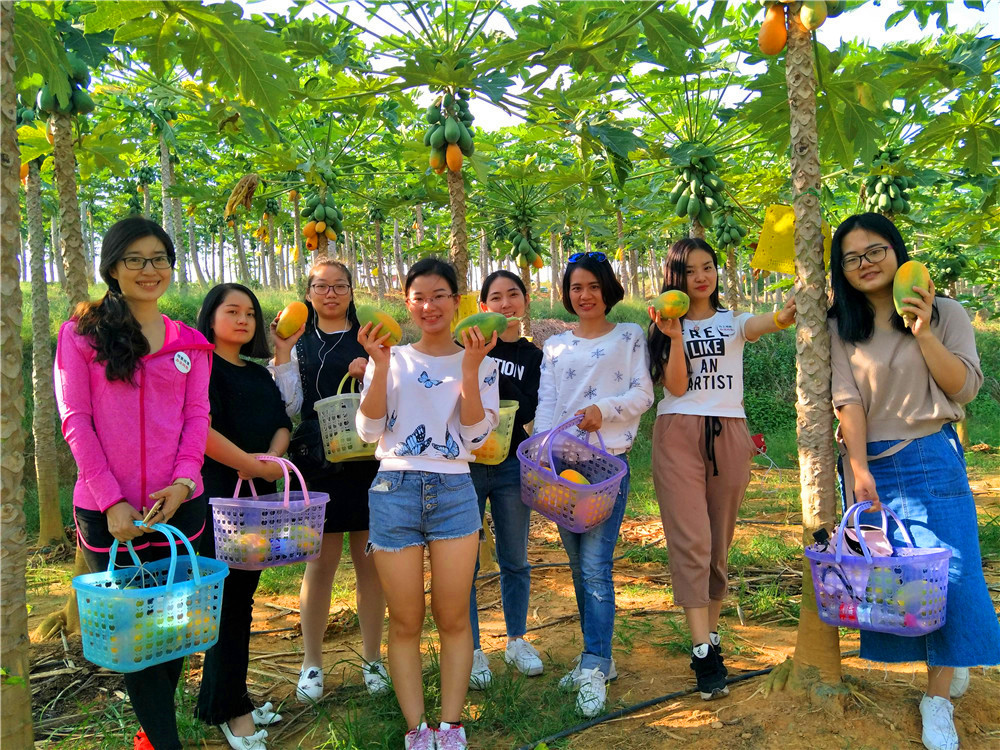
[
  {"left": 429, "top": 147, "right": 446, "bottom": 170},
  {"left": 356, "top": 305, "right": 403, "bottom": 346},
  {"left": 275, "top": 301, "right": 309, "bottom": 338},
  {"left": 652, "top": 290, "right": 690, "bottom": 319},
  {"left": 892, "top": 260, "right": 931, "bottom": 326},
  {"left": 758, "top": 4, "right": 787, "bottom": 55},
  {"left": 532, "top": 254, "right": 544, "bottom": 269},
  {"left": 303, "top": 221, "right": 317, "bottom": 237},
  {"left": 315, "top": 221, "right": 327, "bottom": 233},
  {"left": 446, "top": 143, "right": 463, "bottom": 172}
]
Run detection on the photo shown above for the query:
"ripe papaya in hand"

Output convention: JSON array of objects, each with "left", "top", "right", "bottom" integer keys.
[
  {"left": 275, "top": 301, "right": 309, "bottom": 338},
  {"left": 357, "top": 306, "right": 403, "bottom": 346},
  {"left": 453, "top": 312, "right": 508, "bottom": 344},
  {"left": 892, "top": 260, "right": 931, "bottom": 327},
  {"left": 652, "top": 290, "right": 690, "bottom": 319}
]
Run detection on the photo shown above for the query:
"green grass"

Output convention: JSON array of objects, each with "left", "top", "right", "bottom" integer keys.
[
  {"left": 979, "top": 514, "right": 1000, "bottom": 559},
  {"left": 728, "top": 533, "right": 801, "bottom": 574}
]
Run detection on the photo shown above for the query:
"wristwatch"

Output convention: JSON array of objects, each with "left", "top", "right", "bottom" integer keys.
[{"left": 172, "top": 477, "right": 196, "bottom": 498}]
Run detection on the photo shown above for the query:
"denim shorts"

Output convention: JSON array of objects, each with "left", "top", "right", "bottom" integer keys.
[{"left": 367, "top": 470, "right": 481, "bottom": 552}]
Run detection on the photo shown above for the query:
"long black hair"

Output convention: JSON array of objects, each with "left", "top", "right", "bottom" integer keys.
[
  {"left": 74, "top": 217, "right": 175, "bottom": 383},
  {"left": 480, "top": 269, "right": 527, "bottom": 303},
  {"left": 197, "top": 283, "right": 271, "bottom": 359},
  {"left": 305, "top": 257, "right": 359, "bottom": 330},
  {"left": 561, "top": 253, "right": 624, "bottom": 315},
  {"left": 405, "top": 256, "right": 459, "bottom": 295},
  {"left": 828, "top": 213, "right": 937, "bottom": 343},
  {"left": 648, "top": 238, "right": 724, "bottom": 383}
]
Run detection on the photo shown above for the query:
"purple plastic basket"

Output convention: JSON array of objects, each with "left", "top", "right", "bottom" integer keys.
[
  {"left": 516, "top": 415, "right": 627, "bottom": 533},
  {"left": 804, "top": 501, "right": 951, "bottom": 636},
  {"left": 209, "top": 456, "right": 328, "bottom": 571}
]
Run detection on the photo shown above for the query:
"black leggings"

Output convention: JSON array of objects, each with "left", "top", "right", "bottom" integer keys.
[
  {"left": 75, "top": 499, "right": 207, "bottom": 750},
  {"left": 195, "top": 513, "right": 262, "bottom": 725}
]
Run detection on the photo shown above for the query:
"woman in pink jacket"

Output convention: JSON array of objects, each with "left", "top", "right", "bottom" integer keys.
[{"left": 55, "top": 217, "right": 213, "bottom": 750}]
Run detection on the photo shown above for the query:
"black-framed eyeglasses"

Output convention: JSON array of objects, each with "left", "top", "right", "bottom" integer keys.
[
  {"left": 841, "top": 245, "right": 890, "bottom": 271},
  {"left": 310, "top": 282, "right": 352, "bottom": 296},
  {"left": 122, "top": 255, "right": 172, "bottom": 271},
  {"left": 567, "top": 251, "right": 607, "bottom": 264}
]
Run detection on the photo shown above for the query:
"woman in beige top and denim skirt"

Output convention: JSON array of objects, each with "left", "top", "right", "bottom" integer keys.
[{"left": 828, "top": 213, "right": 999, "bottom": 750}]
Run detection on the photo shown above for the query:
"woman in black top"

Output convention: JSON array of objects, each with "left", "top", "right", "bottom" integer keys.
[
  {"left": 467, "top": 270, "right": 544, "bottom": 688},
  {"left": 268, "top": 258, "right": 388, "bottom": 701},
  {"left": 194, "top": 284, "right": 292, "bottom": 750}
]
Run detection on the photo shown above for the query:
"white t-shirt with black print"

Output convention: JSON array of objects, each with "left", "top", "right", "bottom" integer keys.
[
  {"left": 656, "top": 310, "right": 755, "bottom": 418},
  {"left": 534, "top": 323, "right": 655, "bottom": 455},
  {"left": 356, "top": 344, "right": 500, "bottom": 474}
]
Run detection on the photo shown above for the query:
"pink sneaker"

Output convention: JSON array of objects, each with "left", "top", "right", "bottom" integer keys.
[
  {"left": 436, "top": 722, "right": 467, "bottom": 749},
  {"left": 404, "top": 722, "right": 436, "bottom": 750}
]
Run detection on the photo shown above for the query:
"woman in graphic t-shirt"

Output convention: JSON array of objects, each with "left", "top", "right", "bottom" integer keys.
[{"left": 647, "top": 237, "right": 795, "bottom": 701}]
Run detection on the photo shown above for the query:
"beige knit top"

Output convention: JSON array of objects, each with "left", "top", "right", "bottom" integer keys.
[{"left": 829, "top": 297, "right": 982, "bottom": 441}]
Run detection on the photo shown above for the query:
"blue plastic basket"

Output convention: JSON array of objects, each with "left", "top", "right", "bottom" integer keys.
[{"left": 72, "top": 522, "right": 228, "bottom": 673}]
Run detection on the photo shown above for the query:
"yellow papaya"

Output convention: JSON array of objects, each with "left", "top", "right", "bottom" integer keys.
[
  {"left": 652, "top": 290, "right": 690, "bottom": 319},
  {"left": 799, "top": 0, "right": 827, "bottom": 30},
  {"left": 275, "top": 301, "right": 309, "bottom": 338},
  {"left": 315, "top": 221, "right": 327, "bottom": 233},
  {"left": 559, "top": 469, "right": 590, "bottom": 485},
  {"left": 892, "top": 260, "right": 931, "bottom": 326},
  {"left": 356, "top": 305, "right": 403, "bottom": 346},
  {"left": 325, "top": 228, "right": 336, "bottom": 241},
  {"left": 758, "top": 4, "right": 787, "bottom": 55}
]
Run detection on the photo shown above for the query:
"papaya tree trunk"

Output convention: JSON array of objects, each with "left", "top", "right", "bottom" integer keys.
[
  {"left": 1, "top": 5, "right": 35, "bottom": 739},
  {"left": 479, "top": 231, "right": 489, "bottom": 286},
  {"left": 374, "top": 219, "right": 385, "bottom": 301},
  {"left": 188, "top": 217, "right": 207, "bottom": 285},
  {"left": 519, "top": 266, "right": 533, "bottom": 339},
  {"left": 291, "top": 193, "right": 303, "bottom": 284},
  {"left": 27, "top": 162, "right": 66, "bottom": 547},
  {"left": 233, "top": 223, "right": 251, "bottom": 283},
  {"left": 267, "top": 215, "right": 278, "bottom": 289},
  {"left": 50, "top": 113, "right": 90, "bottom": 309},
  {"left": 615, "top": 208, "right": 629, "bottom": 296},
  {"left": 393, "top": 218, "right": 405, "bottom": 292},
  {"left": 549, "top": 232, "right": 559, "bottom": 306},
  {"left": 142, "top": 183, "right": 151, "bottom": 217},
  {"left": 158, "top": 137, "right": 176, "bottom": 242},
  {"left": 690, "top": 218, "right": 705, "bottom": 240},
  {"left": 778, "top": 2, "right": 842, "bottom": 692},
  {"left": 725, "top": 248, "right": 741, "bottom": 310},
  {"left": 446, "top": 169, "right": 469, "bottom": 294},
  {"left": 414, "top": 204, "right": 425, "bottom": 244}
]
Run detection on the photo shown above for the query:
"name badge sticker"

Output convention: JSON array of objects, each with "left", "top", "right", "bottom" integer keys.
[{"left": 174, "top": 352, "right": 192, "bottom": 374}]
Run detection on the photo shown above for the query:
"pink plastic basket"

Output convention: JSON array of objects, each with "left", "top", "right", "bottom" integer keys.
[
  {"left": 516, "top": 415, "right": 627, "bottom": 533},
  {"left": 209, "top": 456, "right": 328, "bottom": 571},
  {"left": 804, "top": 501, "right": 951, "bottom": 636}
]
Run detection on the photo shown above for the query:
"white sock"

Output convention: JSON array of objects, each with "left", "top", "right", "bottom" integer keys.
[
  {"left": 709, "top": 632, "right": 721, "bottom": 647},
  {"left": 693, "top": 643, "right": 710, "bottom": 659},
  {"left": 439, "top": 721, "right": 462, "bottom": 730}
]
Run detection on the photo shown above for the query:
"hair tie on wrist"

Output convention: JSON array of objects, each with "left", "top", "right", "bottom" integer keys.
[{"left": 773, "top": 311, "right": 792, "bottom": 330}]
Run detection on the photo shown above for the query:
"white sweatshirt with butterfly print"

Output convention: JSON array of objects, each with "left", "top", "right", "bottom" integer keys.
[{"left": 356, "top": 344, "right": 501, "bottom": 474}]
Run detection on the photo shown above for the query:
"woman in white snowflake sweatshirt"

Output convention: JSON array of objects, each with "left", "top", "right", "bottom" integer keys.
[
  {"left": 533, "top": 252, "right": 654, "bottom": 719},
  {"left": 356, "top": 258, "right": 499, "bottom": 750}
]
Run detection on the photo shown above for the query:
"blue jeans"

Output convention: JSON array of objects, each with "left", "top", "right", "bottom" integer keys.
[
  {"left": 469, "top": 453, "right": 533, "bottom": 649},
  {"left": 559, "top": 459, "right": 630, "bottom": 674}
]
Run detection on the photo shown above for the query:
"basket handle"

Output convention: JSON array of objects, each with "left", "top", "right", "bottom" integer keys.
[
  {"left": 542, "top": 414, "right": 608, "bottom": 471},
  {"left": 336, "top": 372, "right": 360, "bottom": 395},
  {"left": 255, "top": 455, "right": 312, "bottom": 507},
  {"left": 834, "top": 501, "right": 913, "bottom": 564},
  {"left": 107, "top": 522, "right": 203, "bottom": 591}
]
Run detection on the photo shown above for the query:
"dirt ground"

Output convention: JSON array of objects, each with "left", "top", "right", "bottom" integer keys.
[{"left": 26, "top": 469, "right": 1000, "bottom": 749}]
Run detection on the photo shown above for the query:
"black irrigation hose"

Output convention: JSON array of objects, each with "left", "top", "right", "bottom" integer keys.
[{"left": 514, "top": 668, "right": 774, "bottom": 750}]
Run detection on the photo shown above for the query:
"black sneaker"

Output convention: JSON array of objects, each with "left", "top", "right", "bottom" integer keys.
[
  {"left": 709, "top": 635, "right": 727, "bottom": 677},
  {"left": 691, "top": 648, "right": 729, "bottom": 701}
]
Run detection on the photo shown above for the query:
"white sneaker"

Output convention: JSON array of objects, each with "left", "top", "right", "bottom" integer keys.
[
  {"left": 949, "top": 667, "right": 970, "bottom": 699},
  {"left": 220, "top": 723, "right": 268, "bottom": 750},
  {"left": 559, "top": 654, "right": 617, "bottom": 690},
  {"left": 919, "top": 694, "right": 959, "bottom": 750},
  {"left": 469, "top": 648, "right": 493, "bottom": 690},
  {"left": 436, "top": 722, "right": 468, "bottom": 749},
  {"left": 251, "top": 702, "right": 282, "bottom": 725},
  {"left": 296, "top": 665, "right": 324, "bottom": 703},
  {"left": 575, "top": 667, "right": 607, "bottom": 718},
  {"left": 504, "top": 639, "right": 544, "bottom": 676},
  {"left": 404, "top": 722, "right": 436, "bottom": 750},
  {"left": 362, "top": 659, "right": 391, "bottom": 695}
]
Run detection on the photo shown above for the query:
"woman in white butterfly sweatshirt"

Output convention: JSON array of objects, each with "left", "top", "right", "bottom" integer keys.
[{"left": 356, "top": 258, "right": 499, "bottom": 750}]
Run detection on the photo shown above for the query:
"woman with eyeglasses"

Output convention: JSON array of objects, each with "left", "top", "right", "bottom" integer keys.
[
  {"left": 356, "top": 257, "right": 499, "bottom": 750},
  {"left": 55, "top": 217, "right": 213, "bottom": 750},
  {"left": 268, "top": 257, "right": 388, "bottom": 702},
  {"left": 533, "top": 251, "right": 655, "bottom": 718},
  {"left": 828, "top": 213, "right": 998, "bottom": 750},
  {"left": 646, "top": 238, "right": 795, "bottom": 703}
]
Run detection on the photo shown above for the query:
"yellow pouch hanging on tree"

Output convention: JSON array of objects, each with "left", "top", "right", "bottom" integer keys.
[{"left": 751, "top": 204, "right": 832, "bottom": 275}]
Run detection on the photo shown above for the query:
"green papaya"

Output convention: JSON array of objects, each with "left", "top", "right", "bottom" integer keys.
[
  {"left": 66, "top": 52, "right": 91, "bottom": 86},
  {"left": 307, "top": 194, "right": 320, "bottom": 208},
  {"left": 698, "top": 204, "right": 714, "bottom": 227},
  {"left": 878, "top": 194, "right": 890, "bottom": 211},
  {"left": 444, "top": 116, "right": 460, "bottom": 144},
  {"left": 687, "top": 195, "right": 702, "bottom": 218},
  {"left": 313, "top": 205, "right": 326, "bottom": 221},
  {"left": 71, "top": 88, "right": 95, "bottom": 114},
  {"left": 426, "top": 106, "right": 441, "bottom": 124},
  {"left": 37, "top": 85, "right": 55, "bottom": 113},
  {"left": 430, "top": 124, "right": 446, "bottom": 149},
  {"left": 703, "top": 196, "right": 718, "bottom": 211},
  {"left": 454, "top": 312, "right": 508, "bottom": 344},
  {"left": 423, "top": 126, "right": 435, "bottom": 147},
  {"left": 675, "top": 194, "right": 689, "bottom": 218},
  {"left": 457, "top": 122, "right": 473, "bottom": 155},
  {"left": 457, "top": 89, "right": 469, "bottom": 101},
  {"left": 443, "top": 93, "right": 454, "bottom": 108},
  {"left": 891, "top": 196, "right": 904, "bottom": 213}
]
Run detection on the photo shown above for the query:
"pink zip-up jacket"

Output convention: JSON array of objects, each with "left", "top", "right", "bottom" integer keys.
[{"left": 55, "top": 315, "right": 214, "bottom": 516}]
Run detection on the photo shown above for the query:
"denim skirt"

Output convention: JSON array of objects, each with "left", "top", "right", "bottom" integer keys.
[{"left": 843, "top": 424, "right": 1000, "bottom": 667}]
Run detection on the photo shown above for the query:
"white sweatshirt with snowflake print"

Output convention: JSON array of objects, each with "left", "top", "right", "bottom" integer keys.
[{"left": 533, "top": 323, "right": 654, "bottom": 455}]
